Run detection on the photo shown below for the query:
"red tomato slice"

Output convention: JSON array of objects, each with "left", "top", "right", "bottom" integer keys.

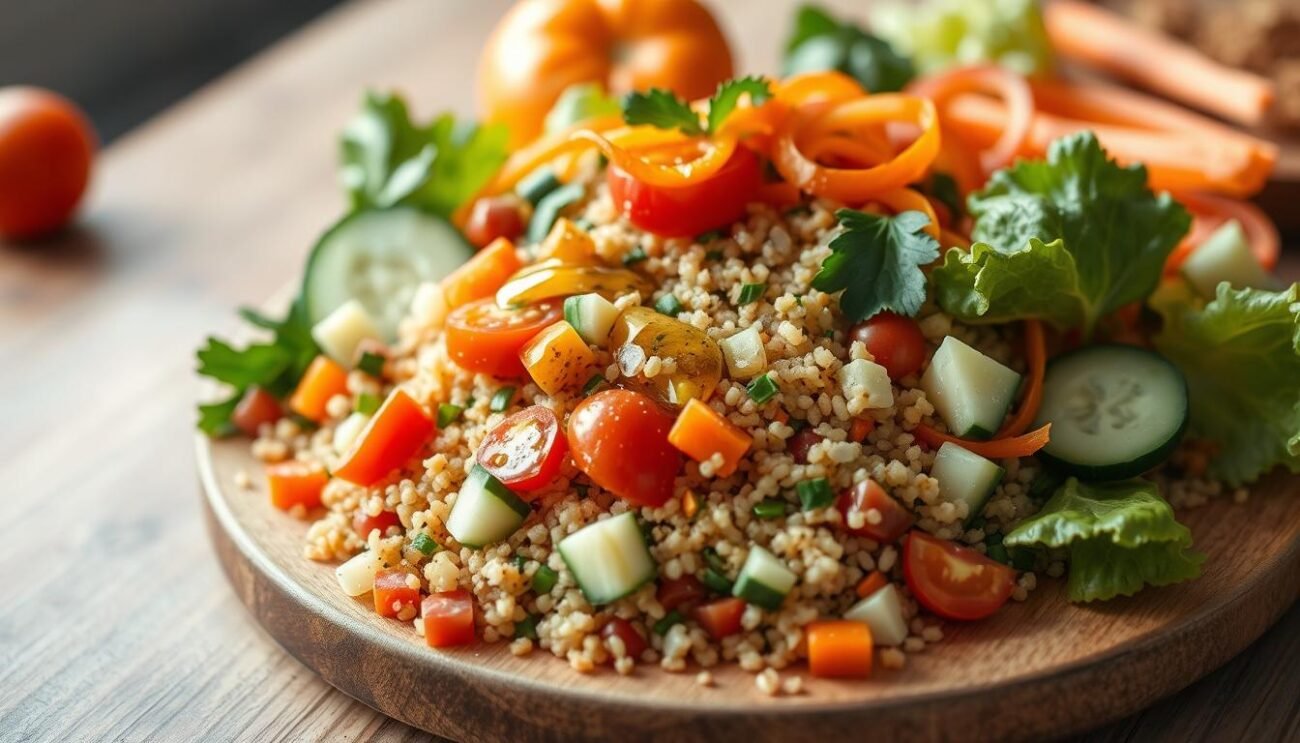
[
  {"left": 353, "top": 509, "right": 401, "bottom": 540},
  {"left": 847, "top": 312, "right": 927, "bottom": 380},
  {"left": 422, "top": 589, "right": 476, "bottom": 648},
  {"left": 567, "top": 389, "right": 683, "bottom": 507},
  {"left": 335, "top": 389, "right": 435, "bottom": 487},
  {"left": 693, "top": 597, "right": 746, "bottom": 640},
  {"left": 837, "top": 478, "right": 914, "bottom": 543},
  {"left": 373, "top": 568, "right": 420, "bottom": 619},
  {"left": 476, "top": 405, "right": 568, "bottom": 493},
  {"left": 657, "top": 574, "right": 708, "bottom": 611},
  {"left": 600, "top": 617, "right": 648, "bottom": 659},
  {"left": 787, "top": 428, "right": 825, "bottom": 464},
  {"left": 445, "top": 298, "right": 563, "bottom": 378},
  {"left": 231, "top": 386, "right": 282, "bottom": 437},
  {"left": 904, "top": 531, "right": 1016, "bottom": 621},
  {"left": 606, "top": 146, "right": 761, "bottom": 237},
  {"left": 463, "top": 194, "right": 527, "bottom": 248}
]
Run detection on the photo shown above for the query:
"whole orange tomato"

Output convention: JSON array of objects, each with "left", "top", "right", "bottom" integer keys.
[
  {"left": 478, "top": 0, "right": 734, "bottom": 146},
  {"left": 0, "top": 87, "right": 96, "bottom": 240}
]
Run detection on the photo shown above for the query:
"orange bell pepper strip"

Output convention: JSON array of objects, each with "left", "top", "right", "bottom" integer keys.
[
  {"left": 289, "top": 356, "right": 349, "bottom": 423},
  {"left": 667, "top": 398, "right": 752, "bottom": 477},
  {"left": 335, "top": 388, "right": 436, "bottom": 486},
  {"left": 909, "top": 64, "right": 1034, "bottom": 174},
  {"left": 266, "top": 461, "right": 329, "bottom": 511},
  {"left": 441, "top": 237, "right": 523, "bottom": 310},
  {"left": 996, "top": 320, "right": 1046, "bottom": 438},
  {"left": 855, "top": 570, "right": 888, "bottom": 599},
  {"left": 807, "top": 620, "right": 873, "bottom": 678},
  {"left": 914, "top": 422, "right": 1052, "bottom": 459}
]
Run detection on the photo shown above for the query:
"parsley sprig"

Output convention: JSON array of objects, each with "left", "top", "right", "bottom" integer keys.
[
  {"left": 622, "top": 77, "right": 772, "bottom": 136},
  {"left": 812, "top": 209, "right": 939, "bottom": 322}
]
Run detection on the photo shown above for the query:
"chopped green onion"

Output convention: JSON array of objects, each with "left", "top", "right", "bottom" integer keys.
[
  {"left": 736, "top": 282, "right": 766, "bottom": 306},
  {"left": 356, "top": 351, "right": 386, "bottom": 378},
  {"left": 796, "top": 478, "right": 835, "bottom": 511},
  {"left": 702, "top": 547, "right": 727, "bottom": 574},
  {"left": 788, "top": 418, "right": 808, "bottom": 433},
  {"left": 746, "top": 374, "right": 778, "bottom": 404},
  {"left": 489, "top": 386, "right": 516, "bottom": 412},
  {"left": 985, "top": 543, "right": 1010, "bottom": 565},
  {"left": 465, "top": 395, "right": 477, "bottom": 408},
  {"left": 653, "top": 610, "right": 684, "bottom": 636},
  {"left": 410, "top": 532, "right": 439, "bottom": 555},
  {"left": 654, "top": 293, "right": 683, "bottom": 316},
  {"left": 582, "top": 374, "right": 606, "bottom": 396},
  {"left": 573, "top": 218, "right": 595, "bottom": 231},
  {"left": 532, "top": 564, "right": 559, "bottom": 595},
  {"left": 704, "top": 249, "right": 725, "bottom": 261},
  {"left": 696, "top": 229, "right": 724, "bottom": 243},
  {"left": 702, "top": 567, "right": 733, "bottom": 594},
  {"left": 355, "top": 393, "right": 381, "bottom": 415},
  {"left": 622, "top": 246, "right": 648, "bottom": 266},
  {"left": 436, "top": 403, "right": 463, "bottom": 428},
  {"left": 516, "top": 166, "right": 561, "bottom": 206},
  {"left": 514, "top": 614, "right": 540, "bottom": 640},
  {"left": 512, "top": 553, "right": 529, "bottom": 571},
  {"left": 752, "top": 499, "right": 788, "bottom": 520}
]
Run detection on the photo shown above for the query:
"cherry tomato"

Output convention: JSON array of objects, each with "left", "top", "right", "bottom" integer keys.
[
  {"left": 476, "top": 405, "right": 568, "bottom": 493},
  {"left": 904, "top": 531, "right": 1016, "bottom": 621},
  {"left": 657, "top": 574, "right": 708, "bottom": 611},
  {"left": 464, "top": 194, "right": 527, "bottom": 248},
  {"left": 837, "top": 478, "right": 914, "bottom": 544},
  {"left": 422, "top": 589, "right": 476, "bottom": 647},
  {"left": 353, "top": 509, "right": 401, "bottom": 540},
  {"left": 606, "top": 146, "right": 760, "bottom": 237},
  {"left": 848, "top": 312, "right": 927, "bottom": 380},
  {"left": 231, "top": 386, "right": 282, "bottom": 437},
  {"left": 601, "top": 617, "right": 648, "bottom": 659},
  {"left": 567, "top": 389, "right": 683, "bottom": 507},
  {"left": 787, "top": 428, "right": 825, "bottom": 464},
  {"left": 445, "top": 298, "right": 562, "bottom": 378},
  {"left": 0, "top": 87, "right": 96, "bottom": 239},
  {"left": 373, "top": 568, "right": 420, "bottom": 619},
  {"left": 693, "top": 597, "right": 746, "bottom": 640}
]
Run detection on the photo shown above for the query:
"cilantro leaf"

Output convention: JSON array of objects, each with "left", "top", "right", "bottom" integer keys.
[
  {"left": 813, "top": 209, "right": 939, "bottom": 322},
  {"left": 1151, "top": 282, "right": 1300, "bottom": 486},
  {"left": 706, "top": 76, "right": 773, "bottom": 134},
  {"left": 621, "top": 89, "right": 703, "bottom": 135},
  {"left": 1004, "top": 478, "right": 1203, "bottom": 602},
  {"left": 968, "top": 132, "right": 1191, "bottom": 336},
  {"left": 932, "top": 239, "right": 1093, "bottom": 330},
  {"left": 783, "top": 5, "right": 915, "bottom": 93}
]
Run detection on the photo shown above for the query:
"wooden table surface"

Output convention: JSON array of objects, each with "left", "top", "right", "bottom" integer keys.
[{"left": 1, "top": 0, "right": 1295, "bottom": 741}]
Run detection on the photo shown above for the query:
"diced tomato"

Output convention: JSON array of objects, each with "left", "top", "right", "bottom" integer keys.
[
  {"left": 904, "top": 531, "right": 1016, "bottom": 621},
  {"left": 266, "top": 461, "right": 328, "bottom": 511},
  {"left": 693, "top": 597, "right": 746, "bottom": 640},
  {"left": 476, "top": 405, "right": 569, "bottom": 493},
  {"left": 353, "top": 509, "right": 401, "bottom": 539},
  {"left": 601, "top": 617, "right": 648, "bottom": 659},
  {"left": 464, "top": 195, "right": 528, "bottom": 248},
  {"left": 567, "top": 389, "right": 683, "bottom": 507},
  {"left": 422, "top": 589, "right": 476, "bottom": 648},
  {"left": 289, "top": 355, "right": 349, "bottom": 423},
  {"left": 607, "top": 146, "right": 761, "bottom": 237},
  {"left": 231, "top": 386, "right": 282, "bottom": 436},
  {"left": 657, "top": 574, "right": 708, "bottom": 611},
  {"left": 335, "top": 388, "right": 435, "bottom": 486},
  {"left": 848, "top": 312, "right": 927, "bottom": 380},
  {"left": 807, "top": 620, "right": 873, "bottom": 678},
  {"left": 787, "top": 428, "right": 825, "bottom": 464},
  {"left": 837, "top": 478, "right": 914, "bottom": 544},
  {"left": 445, "top": 298, "right": 563, "bottom": 378},
  {"left": 373, "top": 568, "right": 421, "bottom": 619}
]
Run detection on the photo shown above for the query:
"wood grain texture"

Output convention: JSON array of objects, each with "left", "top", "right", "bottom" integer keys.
[{"left": 0, "top": 0, "right": 1296, "bottom": 741}]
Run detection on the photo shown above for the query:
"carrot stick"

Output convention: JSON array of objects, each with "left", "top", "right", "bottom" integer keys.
[
  {"left": 997, "top": 321, "right": 1046, "bottom": 438},
  {"left": 1165, "top": 191, "right": 1281, "bottom": 274},
  {"left": 807, "top": 621, "right": 873, "bottom": 678},
  {"left": 856, "top": 571, "right": 889, "bottom": 598},
  {"left": 1044, "top": 1, "right": 1275, "bottom": 126},
  {"left": 914, "top": 423, "right": 1052, "bottom": 459}
]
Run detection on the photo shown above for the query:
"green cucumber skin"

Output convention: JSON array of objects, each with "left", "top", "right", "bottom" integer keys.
[
  {"left": 958, "top": 423, "right": 997, "bottom": 441},
  {"left": 516, "top": 167, "right": 562, "bottom": 206},
  {"left": 557, "top": 545, "right": 655, "bottom": 607},
  {"left": 963, "top": 466, "right": 1004, "bottom": 527},
  {"left": 732, "top": 576, "right": 787, "bottom": 611}
]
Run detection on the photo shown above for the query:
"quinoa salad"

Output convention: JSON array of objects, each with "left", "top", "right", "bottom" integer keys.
[{"left": 197, "top": 1, "right": 1299, "bottom": 692}]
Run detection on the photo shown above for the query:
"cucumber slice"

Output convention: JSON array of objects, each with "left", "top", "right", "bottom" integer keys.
[
  {"left": 557, "top": 512, "right": 656, "bottom": 605},
  {"left": 563, "top": 293, "right": 620, "bottom": 345},
  {"left": 920, "top": 337, "right": 1021, "bottom": 439},
  {"left": 732, "top": 545, "right": 796, "bottom": 611},
  {"left": 843, "top": 583, "right": 908, "bottom": 646},
  {"left": 445, "top": 465, "right": 530, "bottom": 549},
  {"left": 516, "top": 166, "right": 562, "bottom": 206},
  {"left": 303, "top": 207, "right": 473, "bottom": 341},
  {"left": 930, "top": 442, "right": 1004, "bottom": 526},
  {"left": 527, "top": 183, "right": 585, "bottom": 244},
  {"left": 1033, "top": 345, "right": 1189, "bottom": 481},
  {"left": 1180, "top": 219, "right": 1278, "bottom": 298}
]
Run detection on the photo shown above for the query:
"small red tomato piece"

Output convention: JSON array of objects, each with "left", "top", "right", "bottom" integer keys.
[
  {"left": 787, "top": 428, "right": 825, "bottom": 464},
  {"left": 837, "top": 478, "right": 914, "bottom": 544},
  {"left": 231, "top": 386, "right": 282, "bottom": 437},
  {"left": 693, "top": 597, "right": 746, "bottom": 640},
  {"left": 445, "top": 298, "right": 563, "bottom": 378},
  {"left": 353, "top": 509, "right": 401, "bottom": 540},
  {"left": 848, "top": 312, "right": 927, "bottom": 380},
  {"left": 373, "top": 568, "right": 421, "bottom": 619},
  {"left": 657, "top": 574, "right": 708, "bottom": 611},
  {"left": 0, "top": 87, "right": 96, "bottom": 239},
  {"left": 422, "top": 589, "right": 476, "bottom": 648},
  {"left": 476, "top": 405, "right": 568, "bottom": 493},
  {"left": 567, "top": 389, "right": 683, "bottom": 507},
  {"left": 607, "top": 146, "right": 761, "bottom": 237},
  {"left": 464, "top": 194, "right": 527, "bottom": 248},
  {"left": 904, "top": 531, "right": 1016, "bottom": 621},
  {"left": 601, "top": 617, "right": 648, "bottom": 659}
]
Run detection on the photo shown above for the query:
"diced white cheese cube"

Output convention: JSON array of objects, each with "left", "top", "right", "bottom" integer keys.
[
  {"left": 335, "top": 549, "right": 381, "bottom": 596},
  {"left": 718, "top": 325, "right": 767, "bottom": 380},
  {"left": 838, "top": 358, "right": 894, "bottom": 409}
]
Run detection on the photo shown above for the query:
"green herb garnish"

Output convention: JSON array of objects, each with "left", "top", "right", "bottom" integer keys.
[
  {"left": 356, "top": 350, "right": 386, "bottom": 377},
  {"left": 653, "top": 610, "right": 685, "bottom": 636},
  {"left": 410, "top": 532, "right": 440, "bottom": 555},
  {"left": 514, "top": 614, "right": 540, "bottom": 641},
  {"left": 783, "top": 5, "right": 914, "bottom": 93},
  {"left": 796, "top": 478, "right": 835, "bottom": 510},
  {"left": 436, "top": 403, "right": 463, "bottom": 427},
  {"left": 752, "top": 499, "right": 788, "bottom": 520},
  {"left": 736, "top": 282, "right": 767, "bottom": 306},
  {"left": 746, "top": 374, "right": 779, "bottom": 404},
  {"left": 489, "top": 386, "right": 516, "bottom": 412},
  {"left": 355, "top": 392, "right": 382, "bottom": 416},
  {"left": 813, "top": 209, "right": 938, "bottom": 322},
  {"left": 655, "top": 293, "right": 684, "bottom": 316},
  {"left": 531, "top": 565, "right": 559, "bottom": 595},
  {"left": 702, "top": 567, "right": 734, "bottom": 594},
  {"left": 622, "top": 76, "right": 772, "bottom": 136}
]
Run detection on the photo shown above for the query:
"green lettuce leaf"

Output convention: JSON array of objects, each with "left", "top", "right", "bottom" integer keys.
[
  {"left": 783, "top": 4, "right": 915, "bottom": 93},
  {"left": 963, "top": 132, "right": 1191, "bottom": 336},
  {"left": 1152, "top": 282, "right": 1300, "bottom": 485},
  {"left": 813, "top": 209, "right": 939, "bottom": 321},
  {"left": 1004, "top": 478, "right": 1203, "bottom": 602},
  {"left": 932, "top": 238, "right": 1091, "bottom": 330},
  {"left": 871, "top": 0, "right": 1054, "bottom": 77}
]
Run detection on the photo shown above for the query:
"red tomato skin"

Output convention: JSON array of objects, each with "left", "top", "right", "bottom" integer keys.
[
  {"left": 657, "top": 574, "right": 708, "bottom": 611},
  {"left": 334, "top": 389, "right": 435, "bottom": 487},
  {"left": 353, "top": 509, "right": 401, "bottom": 539},
  {"left": 601, "top": 617, "right": 648, "bottom": 659},
  {"left": 848, "top": 312, "right": 927, "bottom": 380},
  {"left": 464, "top": 194, "right": 527, "bottom": 248},
  {"left": 0, "top": 87, "right": 96, "bottom": 239},
  {"left": 373, "top": 569, "right": 420, "bottom": 618},
  {"left": 693, "top": 597, "right": 746, "bottom": 640},
  {"left": 837, "top": 479, "right": 914, "bottom": 543},
  {"left": 422, "top": 589, "right": 476, "bottom": 648},
  {"left": 787, "top": 428, "right": 825, "bottom": 464},
  {"left": 445, "top": 299, "right": 563, "bottom": 379},
  {"left": 904, "top": 531, "right": 1016, "bottom": 621},
  {"left": 476, "top": 405, "right": 568, "bottom": 493},
  {"left": 231, "top": 386, "right": 283, "bottom": 437},
  {"left": 567, "top": 389, "right": 683, "bottom": 507},
  {"left": 607, "top": 147, "right": 761, "bottom": 237}
]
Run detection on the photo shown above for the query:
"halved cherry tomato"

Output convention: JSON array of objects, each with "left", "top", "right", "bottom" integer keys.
[
  {"left": 657, "top": 574, "right": 708, "bottom": 611},
  {"left": 0, "top": 87, "right": 96, "bottom": 239},
  {"left": 476, "top": 405, "right": 568, "bottom": 493},
  {"left": 445, "top": 298, "right": 563, "bottom": 378},
  {"left": 837, "top": 478, "right": 914, "bottom": 543},
  {"left": 374, "top": 568, "right": 421, "bottom": 619},
  {"left": 787, "top": 428, "right": 825, "bottom": 464},
  {"left": 422, "top": 589, "right": 476, "bottom": 647},
  {"left": 848, "top": 312, "right": 927, "bottom": 380},
  {"left": 464, "top": 194, "right": 527, "bottom": 248},
  {"left": 335, "top": 389, "right": 435, "bottom": 487},
  {"left": 601, "top": 617, "right": 648, "bottom": 658},
  {"left": 567, "top": 389, "right": 683, "bottom": 507},
  {"left": 607, "top": 146, "right": 761, "bottom": 237},
  {"left": 231, "top": 386, "right": 282, "bottom": 437},
  {"left": 353, "top": 509, "right": 401, "bottom": 539},
  {"left": 693, "top": 597, "right": 745, "bottom": 640},
  {"left": 266, "top": 461, "right": 328, "bottom": 511},
  {"left": 904, "top": 531, "right": 1016, "bottom": 621}
]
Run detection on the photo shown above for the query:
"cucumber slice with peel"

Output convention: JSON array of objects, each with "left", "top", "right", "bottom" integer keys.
[
  {"left": 446, "top": 465, "right": 530, "bottom": 549},
  {"left": 557, "top": 512, "right": 656, "bottom": 605},
  {"left": 732, "top": 545, "right": 796, "bottom": 611},
  {"left": 931, "top": 442, "right": 1004, "bottom": 526},
  {"left": 920, "top": 337, "right": 1021, "bottom": 440},
  {"left": 844, "top": 583, "right": 908, "bottom": 646}
]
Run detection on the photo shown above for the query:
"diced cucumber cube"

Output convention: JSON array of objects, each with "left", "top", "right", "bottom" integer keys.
[
  {"left": 930, "top": 442, "right": 1004, "bottom": 526},
  {"left": 312, "top": 299, "right": 383, "bottom": 367},
  {"left": 844, "top": 583, "right": 908, "bottom": 646},
  {"left": 920, "top": 337, "right": 1021, "bottom": 439},
  {"left": 446, "top": 465, "right": 530, "bottom": 549},
  {"left": 732, "top": 545, "right": 796, "bottom": 611},
  {"left": 557, "top": 512, "right": 656, "bottom": 605},
  {"left": 839, "top": 358, "right": 894, "bottom": 409},
  {"left": 563, "top": 293, "right": 620, "bottom": 345},
  {"left": 1180, "top": 220, "right": 1278, "bottom": 298},
  {"left": 718, "top": 325, "right": 767, "bottom": 379}
]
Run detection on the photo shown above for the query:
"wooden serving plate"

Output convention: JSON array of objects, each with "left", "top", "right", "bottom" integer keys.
[{"left": 198, "top": 432, "right": 1300, "bottom": 742}]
